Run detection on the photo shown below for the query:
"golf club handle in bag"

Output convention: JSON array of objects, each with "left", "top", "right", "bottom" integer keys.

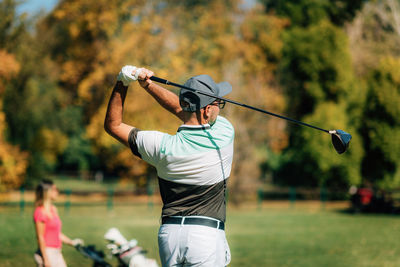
[{"left": 150, "top": 76, "right": 330, "bottom": 133}]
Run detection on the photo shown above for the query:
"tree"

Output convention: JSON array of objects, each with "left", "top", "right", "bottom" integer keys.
[
  {"left": 360, "top": 57, "right": 400, "bottom": 189},
  {"left": 345, "top": 1, "right": 400, "bottom": 189},
  {"left": 269, "top": 21, "right": 363, "bottom": 189},
  {"left": 260, "top": 0, "right": 364, "bottom": 27},
  {"left": 0, "top": 49, "right": 28, "bottom": 190},
  {"left": 346, "top": 0, "right": 400, "bottom": 76},
  {"left": 82, "top": 0, "right": 288, "bottom": 197},
  {"left": 0, "top": 0, "right": 29, "bottom": 190},
  {"left": 255, "top": 0, "right": 367, "bottom": 190}
]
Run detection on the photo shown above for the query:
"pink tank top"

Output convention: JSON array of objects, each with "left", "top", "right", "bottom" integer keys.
[{"left": 34, "top": 206, "right": 62, "bottom": 248}]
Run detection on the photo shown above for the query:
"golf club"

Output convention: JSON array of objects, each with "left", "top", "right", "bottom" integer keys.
[{"left": 150, "top": 76, "right": 352, "bottom": 154}]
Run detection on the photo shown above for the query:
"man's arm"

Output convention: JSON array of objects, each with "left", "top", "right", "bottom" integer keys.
[
  {"left": 137, "top": 69, "right": 184, "bottom": 121},
  {"left": 104, "top": 81, "right": 134, "bottom": 146}
]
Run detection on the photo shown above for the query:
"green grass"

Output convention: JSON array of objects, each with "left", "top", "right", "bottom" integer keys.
[
  {"left": 1, "top": 203, "right": 399, "bottom": 267},
  {"left": 50, "top": 175, "right": 137, "bottom": 193}
]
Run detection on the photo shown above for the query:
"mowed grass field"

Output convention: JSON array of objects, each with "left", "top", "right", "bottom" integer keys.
[{"left": 1, "top": 202, "right": 399, "bottom": 267}]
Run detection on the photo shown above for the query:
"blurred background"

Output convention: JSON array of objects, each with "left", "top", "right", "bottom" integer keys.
[
  {"left": 1, "top": 0, "right": 400, "bottom": 266},
  {"left": 1, "top": 0, "right": 399, "bottom": 204}
]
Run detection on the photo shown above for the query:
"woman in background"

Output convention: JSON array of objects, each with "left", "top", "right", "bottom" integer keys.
[{"left": 33, "top": 179, "right": 83, "bottom": 267}]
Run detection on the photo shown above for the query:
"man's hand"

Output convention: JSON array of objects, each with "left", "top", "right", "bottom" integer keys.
[
  {"left": 137, "top": 68, "right": 154, "bottom": 88},
  {"left": 117, "top": 65, "right": 143, "bottom": 86}
]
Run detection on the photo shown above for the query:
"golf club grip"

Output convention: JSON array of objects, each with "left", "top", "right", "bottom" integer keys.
[{"left": 150, "top": 76, "right": 169, "bottom": 84}]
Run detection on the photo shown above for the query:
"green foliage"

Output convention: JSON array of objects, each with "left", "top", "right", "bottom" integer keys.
[
  {"left": 55, "top": 107, "right": 97, "bottom": 172},
  {"left": 360, "top": 57, "right": 400, "bottom": 188},
  {"left": 280, "top": 21, "right": 353, "bottom": 116},
  {"left": 61, "top": 132, "right": 94, "bottom": 172},
  {"left": 261, "top": 0, "right": 364, "bottom": 27},
  {"left": 0, "top": 0, "right": 27, "bottom": 49},
  {"left": 269, "top": 20, "right": 363, "bottom": 189},
  {"left": 4, "top": 76, "right": 66, "bottom": 176}
]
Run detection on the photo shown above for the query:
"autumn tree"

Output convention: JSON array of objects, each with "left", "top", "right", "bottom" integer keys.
[
  {"left": 82, "top": 0, "right": 288, "bottom": 197},
  {"left": 0, "top": 0, "right": 28, "bottom": 190},
  {"left": 2, "top": 0, "right": 85, "bottom": 181}
]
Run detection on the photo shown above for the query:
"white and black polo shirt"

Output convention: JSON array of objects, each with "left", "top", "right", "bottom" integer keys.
[{"left": 128, "top": 116, "right": 234, "bottom": 222}]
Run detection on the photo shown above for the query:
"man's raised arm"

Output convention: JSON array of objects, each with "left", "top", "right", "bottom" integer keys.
[
  {"left": 104, "top": 66, "right": 185, "bottom": 146},
  {"left": 104, "top": 81, "right": 134, "bottom": 147},
  {"left": 137, "top": 68, "right": 184, "bottom": 122}
]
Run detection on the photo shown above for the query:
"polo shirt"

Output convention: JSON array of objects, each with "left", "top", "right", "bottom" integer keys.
[{"left": 129, "top": 116, "right": 234, "bottom": 222}]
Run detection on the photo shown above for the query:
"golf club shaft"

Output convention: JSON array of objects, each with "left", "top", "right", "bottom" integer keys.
[{"left": 150, "top": 76, "right": 330, "bottom": 134}]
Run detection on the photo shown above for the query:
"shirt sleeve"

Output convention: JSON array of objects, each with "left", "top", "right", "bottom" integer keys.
[
  {"left": 128, "top": 128, "right": 142, "bottom": 158},
  {"left": 135, "top": 130, "right": 166, "bottom": 167},
  {"left": 33, "top": 207, "right": 46, "bottom": 223}
]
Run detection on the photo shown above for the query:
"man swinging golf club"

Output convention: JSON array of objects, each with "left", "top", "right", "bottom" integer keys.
[{"left": 105, "top": 65, "right": 233, "bottom": 266}]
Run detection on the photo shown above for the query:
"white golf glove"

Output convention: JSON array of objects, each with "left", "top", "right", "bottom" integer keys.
[
  {"left": 117, "top": 65, "right": 143, "bottom": 86},
  {"left": 71, "top": 238, "right": 84, "bottom": 247}
]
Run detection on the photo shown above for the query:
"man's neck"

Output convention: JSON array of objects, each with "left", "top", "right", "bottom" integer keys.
[
  {"left": 183, "top": 111, "right": 208, "bottom": 125},
  {"left": 183, "top": 117, "right": 207, "bottom": 125}
]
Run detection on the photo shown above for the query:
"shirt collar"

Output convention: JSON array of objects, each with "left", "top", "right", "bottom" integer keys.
[{"left": 177, "top": 124, "right": 211, "bottom": 132}]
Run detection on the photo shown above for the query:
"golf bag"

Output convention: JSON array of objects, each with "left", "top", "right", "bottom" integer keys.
[
  {"left": 76, "top": 244, "right": 112, "bottom": 267},
  {"left": 104, "top": 228, "right": 159, "bottom": 267}
]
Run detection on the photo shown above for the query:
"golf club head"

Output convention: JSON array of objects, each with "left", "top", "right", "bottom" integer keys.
[{"left": 329, "top": 130, "right": 352, "bottom": 154}]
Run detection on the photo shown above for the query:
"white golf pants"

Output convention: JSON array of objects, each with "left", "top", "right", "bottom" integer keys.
[
  {"left": 158, "top": 217, "right": 231, "bottom": 267},
  {"left": 34, "top": 247, "right": 67, "bottom": 267}
]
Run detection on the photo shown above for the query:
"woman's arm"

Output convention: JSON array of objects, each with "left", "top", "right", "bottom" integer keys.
[
  {"left": 60, "top": 233, "right": 73, "bottom": 246},
  {"left": 35, "top": 221, "right": 50, "bottom": 267},
  {"left": 60, "top": 233, "right": 84, "bottom": 247}
]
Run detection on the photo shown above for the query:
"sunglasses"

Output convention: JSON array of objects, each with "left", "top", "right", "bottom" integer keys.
[{"left": 209, "top": 100, "right": 226, "bottom": 109}]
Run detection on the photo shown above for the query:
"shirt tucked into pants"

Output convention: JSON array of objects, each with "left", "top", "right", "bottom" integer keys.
[{"left": 158, "top": 216, "right": 231, "bottom": 267}]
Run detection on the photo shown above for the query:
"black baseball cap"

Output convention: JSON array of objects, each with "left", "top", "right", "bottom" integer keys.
[{"left": 179, "top": 74, "right": 232, "bottom": 112}]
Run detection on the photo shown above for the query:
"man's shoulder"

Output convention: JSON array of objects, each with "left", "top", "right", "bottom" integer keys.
[
  {"left": 217, "top": 115, "right": 230, "bottom": 124},
  {"left": 136, "top": 130, "right": 169, "bottom": 149},
  {"left": 137, "top": 130, "right": 169, "bottom": 139},
  {"left": 215, "top": 116, "right": 234, "bottom": 133}
]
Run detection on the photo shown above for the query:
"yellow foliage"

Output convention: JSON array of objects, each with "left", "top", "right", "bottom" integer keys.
[
  {"left": 60, "top": 61, "right": 86, "bottom": 85},
  {"left": 0, "top": 49, "right": 27, "bottom": 190},
  {"left": 0, "top": 109, "right": 28, "bottom": 191},
  {"left": 0, "top": 140, "right": 29, "bottom": 191},
  {"left": 380, "top": 57, "right": 400, "bottom": 84},
  {"left": 0, "top": 50, "right": 20, "bottom": 79},
  {"left": 45, "top": 0, "right": 288, "bottom": 190},
  {"left": 0, "top": 50, "right": 20, "bottom": 94},
  {"left": 38, "top": 128, "right": 69, "bottom": 165}
]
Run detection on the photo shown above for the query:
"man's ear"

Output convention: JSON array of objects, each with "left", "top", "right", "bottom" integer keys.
[{"left": 203, "top": 105, "right": 211, "bottom": 119}]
